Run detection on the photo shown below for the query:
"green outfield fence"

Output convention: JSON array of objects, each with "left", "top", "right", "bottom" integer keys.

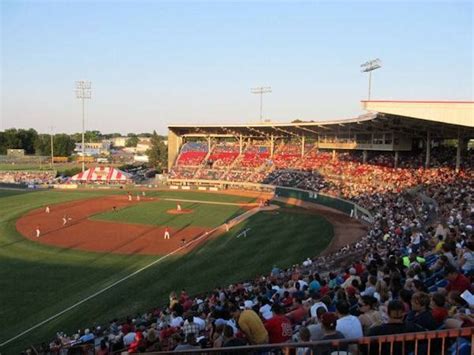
[
  {"left": 275, "top": 186, "right": 374, "bottom": 224},
  {"left": 166, "top": 179, "right": 373, "bottom": 224}
]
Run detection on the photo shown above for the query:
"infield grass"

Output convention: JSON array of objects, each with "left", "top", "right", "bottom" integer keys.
[
  {"left": 92, "top": 200, "right": 246, "bottom": 228},
  {"left": 0, "top": 188, "right": 332, "bottom": 354}
]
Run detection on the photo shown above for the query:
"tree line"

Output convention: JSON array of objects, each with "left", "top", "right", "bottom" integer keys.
[{"left": 0, "top": 129, "right": 168, "bottom": 170}]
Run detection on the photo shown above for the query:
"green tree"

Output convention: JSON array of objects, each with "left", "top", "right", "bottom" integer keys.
[
  {"left": 146, "top": 130, "right": 167, "bottom": 171},
  {"left": 54, "top": 134, "right": 76, "bottom": 156},
  {"left": 103, "top": 132, "right": 122, "bottom": 139},
  {"left": 0, "top": 129, "right": 21, "bottom": 154},
  {"left": 125, "top": 136, "right": 139, "bottom": 147},
  {"left": 34, "top": 133, "right": 76, "bottom": 156},
  {"left": 34, "top": 134, "right": 51, "bottom": 155},
  {"left": 84, "top": 130, "right": 102, "bottom": 142},
  {"left": 20, "top": 128, "right": 39, "bottom": 154},
  {"left": 0, "top": 128, "right": 38, "bottom": 154}
]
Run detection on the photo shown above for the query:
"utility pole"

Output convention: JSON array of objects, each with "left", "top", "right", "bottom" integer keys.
[
  {"left": 360, "top": 59, "right": 382, "bottom": 100},
  {"left": 75, "top": 81, "right": 92, "bottom": 172},
  {"left": 251, "top": 86, "right": 272, "bottom": 122}
]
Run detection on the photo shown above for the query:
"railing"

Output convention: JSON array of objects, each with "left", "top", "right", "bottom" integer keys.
[{"left": 148, "top": 327, "right": 473, "bottom": 354}]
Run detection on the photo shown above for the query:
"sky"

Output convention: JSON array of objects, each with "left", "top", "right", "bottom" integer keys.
[{"left": 1, "top": 0, "right": 472, "bottom": 135}]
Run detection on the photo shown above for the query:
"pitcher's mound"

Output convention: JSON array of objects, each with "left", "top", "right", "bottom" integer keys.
[{"left": 167, "top": 209, "right": 193, "bottom": 215}]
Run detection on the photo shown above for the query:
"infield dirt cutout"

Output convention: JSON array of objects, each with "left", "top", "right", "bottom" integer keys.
[{"left": 166, "top": 209, "right": 193, "bottom": 215}]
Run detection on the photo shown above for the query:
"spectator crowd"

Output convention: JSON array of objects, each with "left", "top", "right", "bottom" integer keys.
[{"left": 0, "top": 170, "right": 56, "bottom": 185}]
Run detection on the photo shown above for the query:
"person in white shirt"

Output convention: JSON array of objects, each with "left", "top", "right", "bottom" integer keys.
[{"left": 335, "top": 300, "right": 363, "bottom": 339}]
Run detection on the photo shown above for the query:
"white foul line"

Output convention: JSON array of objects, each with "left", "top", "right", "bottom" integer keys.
[
  {"left": 0, "top": 225, "right": 220, "bottom": 347},
  {"left": 0, "top": 205, "right": 267, "bottom": 348}
]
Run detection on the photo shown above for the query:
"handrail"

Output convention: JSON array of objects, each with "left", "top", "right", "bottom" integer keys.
[{"left": 150, "top": 326, "right": 474, "bottom": 354}]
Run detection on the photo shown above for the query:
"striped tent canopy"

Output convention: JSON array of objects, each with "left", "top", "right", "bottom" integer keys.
[{"left": 70, "top": 166, "right": 131, "bottom": 183}]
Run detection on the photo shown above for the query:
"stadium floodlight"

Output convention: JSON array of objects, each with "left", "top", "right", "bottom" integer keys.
[
  {"left": 360, "top": 58, "right": 382, "bottom": 100},
  {"left": 75, "top": 80, "right": 92, "bottom": 172},
  {"left": 251, "top": 86, "right": 272, "bottom": 122}
]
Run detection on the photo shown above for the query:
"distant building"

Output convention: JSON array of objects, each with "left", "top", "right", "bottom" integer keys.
[
  {"left": 74, "top": 141, "right": 111, "bottom": 156},
  {"left": 136, "top": 137, "right": 151, "bottom": 153},
  {"left": 134, "top": 155, "right": 149, "bottom": 163},
  {"left": 111, "top": 136, "right": 128, "bottom": 148},
  {"left": 7, "top": 149, "right": 25, "bottom": 157}
]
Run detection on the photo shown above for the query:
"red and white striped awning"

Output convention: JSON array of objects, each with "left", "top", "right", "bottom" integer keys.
[{"left": 71, "top": 166, "right": 131, "bottom": 183}]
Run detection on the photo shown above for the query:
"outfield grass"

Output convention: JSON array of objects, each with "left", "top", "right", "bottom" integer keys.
[
  {"left": 0, "top": 189, "right": 332, "bottom": 353},
  {"left": 0, "top": 189, "right": 30, "bottom": 198},
  {"left": 93, "top": 200, "right": 246, "bottom": 228}
]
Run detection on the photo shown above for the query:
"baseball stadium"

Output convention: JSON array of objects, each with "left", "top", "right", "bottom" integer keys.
[{"left": 0, "top": 100, "right": 473, "bottom": 354}]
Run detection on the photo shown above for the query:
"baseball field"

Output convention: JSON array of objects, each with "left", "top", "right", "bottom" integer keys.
[{"left": 0, "top": 188, "right": 335, "bottom": 353}]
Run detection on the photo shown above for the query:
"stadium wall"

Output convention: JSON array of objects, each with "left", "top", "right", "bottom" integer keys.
[
  {"left": 166, "top": 179, "right": 373, "bottom": 223},
  {"left": 274, "top": 186, "right": 374, "bottom": 223}
]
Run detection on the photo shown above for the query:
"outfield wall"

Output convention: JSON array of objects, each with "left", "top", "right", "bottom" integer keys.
[
  {"left": 166, "top": 179, "right": 373, "bottom": 223},
  {"left": 274, "top": 186, "right": 373, "bottom": 224}
]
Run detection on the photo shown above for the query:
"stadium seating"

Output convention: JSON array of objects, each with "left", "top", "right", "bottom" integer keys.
[{"left": 175, "top": 142, "right": 208, "bottom": 166}]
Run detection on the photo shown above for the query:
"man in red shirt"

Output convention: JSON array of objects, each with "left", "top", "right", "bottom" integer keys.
[
  {"left": 265, "top": 304, "right": 292, "bottom": 344},
  {"left": 444, "top": 265, "right": 472, "bottom": 294},
  {"left": 285, "top": 298, "right": 307, "bottom": 324}
]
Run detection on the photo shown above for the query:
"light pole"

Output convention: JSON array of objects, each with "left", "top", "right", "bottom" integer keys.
[
  {"left": 251, "top": 86, "right": 272, "bottom": 122},
  {"left": 360, "top": 59, "right": 382, "bottom": 100},
  {"left": 75, "top": 80, "right": 92, "bottom": 172}
]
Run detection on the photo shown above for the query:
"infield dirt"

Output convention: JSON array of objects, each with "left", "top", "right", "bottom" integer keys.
[{"left": 16, "top": 195, "right": 209, "bottom": 255}]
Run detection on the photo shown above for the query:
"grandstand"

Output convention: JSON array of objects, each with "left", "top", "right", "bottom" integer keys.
[{"left": 168, "top": 101, "right": 474, "bottom": 190}]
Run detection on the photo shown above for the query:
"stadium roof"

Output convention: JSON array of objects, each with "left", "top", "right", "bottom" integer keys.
[
  {"left": 168, "top": 100, "right": 474, "bottom": 139},
  {"left": 361, "top": 100, "right": 474, "bottom": 127}
]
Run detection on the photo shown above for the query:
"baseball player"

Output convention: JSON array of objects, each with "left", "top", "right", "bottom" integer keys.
[
  {"left": 45, "top": 206, "right": 50, "bottom": 214},
  {"left": 164, "top": 226, "right": 170, "bottom": 240},
  {"left": 35, "top": 226, "right": 41, "bottom": 238},
  {"left": 62, "top": 214, "right": 68, "bottom": 226},
  {"left": 177, "top": 203, "right": 182, "bottom": 212}
]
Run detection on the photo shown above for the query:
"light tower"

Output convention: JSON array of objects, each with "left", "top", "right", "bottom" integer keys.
[
  {"left": 251, "top": 86, "right": 272, "bottom": 122},
  {"left": 75, "top": 81, "right": 92, "bottom": 172},
  {"left": 360, "top": 59, "right": 382, "bottom": 100}
]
